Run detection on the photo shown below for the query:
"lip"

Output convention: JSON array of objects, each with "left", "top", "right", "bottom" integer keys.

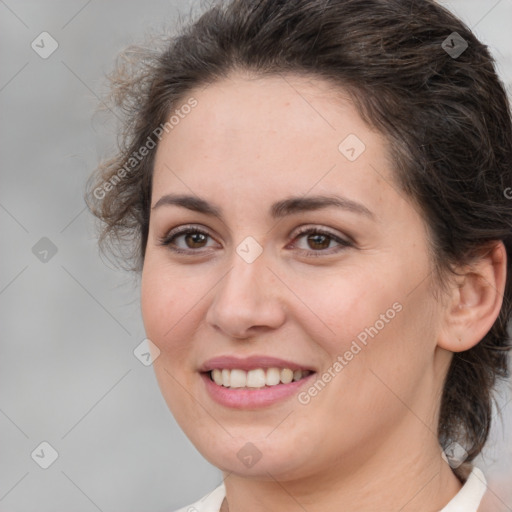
[
  {"left": 201, "top": 371, "right": 316, "bottom": 409},
  {"left": 198, "top": 355, "right": 315, "bottom": 372},
  {"left": 198, "top": 355, "right": 317, "bottom": 409}
]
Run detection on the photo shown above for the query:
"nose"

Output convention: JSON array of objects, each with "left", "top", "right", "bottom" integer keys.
[{"left": 205, "top": 250, "right": 286, "bottom": 339}]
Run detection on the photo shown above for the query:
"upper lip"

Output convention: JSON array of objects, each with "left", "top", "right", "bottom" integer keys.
[{"left": 199, "top": 355, "right": 316, "bottom": 372}]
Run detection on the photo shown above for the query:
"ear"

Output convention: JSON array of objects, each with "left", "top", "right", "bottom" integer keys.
[{"left": 437, "top": 241, "right": 507, "bottom": 352}]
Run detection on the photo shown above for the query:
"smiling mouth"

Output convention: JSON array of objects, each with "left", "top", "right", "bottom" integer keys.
[{"left": 206, "top": 367, "right": 314, "bottom": 389}]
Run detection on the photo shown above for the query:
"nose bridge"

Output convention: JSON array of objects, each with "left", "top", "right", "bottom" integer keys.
[
  {"left": 219, "top": 247, "right": 271, "bottom": 311},
  {"left": 206, "top": 245, "right": 285, "bottom": 337}
]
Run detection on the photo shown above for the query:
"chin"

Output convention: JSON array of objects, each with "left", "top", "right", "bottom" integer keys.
[{"left": 188, "top": 429, "right": 320, "bottom": 481}]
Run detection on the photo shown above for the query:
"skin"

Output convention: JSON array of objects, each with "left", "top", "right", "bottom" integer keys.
[{"left": 140, "top": 72, "right": 506, "bottom": 511}]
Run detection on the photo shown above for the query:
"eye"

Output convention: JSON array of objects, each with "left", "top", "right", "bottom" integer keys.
[
  {"left": 158, "top": 224, "right": 353, "bottom": 257},
  {"left": 158, "top": 225, "right": 219, "bottom": 254},
  {"left": 288, "top": 226, "right": 352, "bottom": 257}
]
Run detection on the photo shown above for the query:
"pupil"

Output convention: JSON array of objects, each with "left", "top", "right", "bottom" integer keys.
[
  {"left": 186, "top": 232, "right": 206, "bottom": 248},
  {"left": 308, "top": 234, "right": 329, "bottom": 250}
]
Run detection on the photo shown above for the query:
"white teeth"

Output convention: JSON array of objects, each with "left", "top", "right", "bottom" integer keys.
[
  {"left": 247, "top": 369, "right": 266, "bottom": 388},
  {"left": 280, "top": 368, "right": 294, "bottom": 384},
  {"left": 210, "top": 367, "right": 310, "bottom": 388},
  {"left": 230, "top": 369, "right": 247, "bottom": 388},
  {"left": 266, "top": 367, "right": 281, "bottom": 386},
  {"left": 212, "top": 369, "right": 223, "bottom": 386},
  {"left": 221, "top": 369, "right": 231, "bottom": 387}
]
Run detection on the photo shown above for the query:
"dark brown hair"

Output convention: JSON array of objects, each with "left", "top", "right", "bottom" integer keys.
[{"left": 85, "top": 0, "right": 512, "bottom": 477}]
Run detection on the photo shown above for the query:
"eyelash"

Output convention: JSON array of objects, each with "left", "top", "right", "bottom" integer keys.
[{"left": 157, "top": 224, "right": 353, "bottom": 257}]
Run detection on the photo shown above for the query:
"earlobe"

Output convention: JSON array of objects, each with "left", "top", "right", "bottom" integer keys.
[{"left": 437, "top": 241, "right": 507, "bottom": 353}]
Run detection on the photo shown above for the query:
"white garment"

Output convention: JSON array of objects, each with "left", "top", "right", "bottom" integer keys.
[{"left": 173, "top": 466, "right": 487, "bottom": 512}]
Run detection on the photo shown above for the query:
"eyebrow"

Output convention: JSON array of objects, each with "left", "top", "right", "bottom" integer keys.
[{"left": 152, "top": 193, "right": 375, "bottom": 221}]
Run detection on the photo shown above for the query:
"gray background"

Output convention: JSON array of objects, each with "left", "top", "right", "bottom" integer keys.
[{"left": 1, "top": 1, "right": 511, "bottom": 511}]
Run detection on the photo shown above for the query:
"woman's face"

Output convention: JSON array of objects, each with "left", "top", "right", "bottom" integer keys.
[{"left": 141, "top": 73, "right": 451, "bottom": 480}]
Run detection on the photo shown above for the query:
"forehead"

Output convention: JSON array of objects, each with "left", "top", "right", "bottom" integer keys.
[
  {"left": 152, "top": 72, "right": 395, "bottom": 211},
  {"left": 158, "top": 72, "right": 372, "bottom": 151}
]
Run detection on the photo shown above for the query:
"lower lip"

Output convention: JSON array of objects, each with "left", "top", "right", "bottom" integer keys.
[{"left": 201, "top": 372, "right": 315, "bottom": 409}]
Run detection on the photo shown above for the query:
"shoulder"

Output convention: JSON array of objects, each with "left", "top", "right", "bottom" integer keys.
[
  {"left": 478, "top": 473, "right": 511, "bottom": 512},
  {"left": 441, "top": 466, "right": 487, "bottom": 512},
  {"left": 455, "top": 466, "right": 512, "bottom": 512},
  {"left": 172, "top": 483, "right": 226, "bottom": 512}
]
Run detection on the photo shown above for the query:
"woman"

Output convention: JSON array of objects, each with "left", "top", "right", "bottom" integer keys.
[{"left": 86, "top": 0, "right": 512, "bottom": 510}]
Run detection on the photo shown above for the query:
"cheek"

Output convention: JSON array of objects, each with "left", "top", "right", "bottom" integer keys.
[
  {"left": 291, "top": 266, "right": 402, "bottom": 354},
  {"left": 326, "top": 284, "right": 438, "bottom": 426},
  {"left": 299, "top": 261, "right": 434, "bottom": 394},
  {"left": 140, "top": 262, "right": 195, "bottom": 358},
  {"left": 140, "top": 263, "right": 207, "bottom": 420}
]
